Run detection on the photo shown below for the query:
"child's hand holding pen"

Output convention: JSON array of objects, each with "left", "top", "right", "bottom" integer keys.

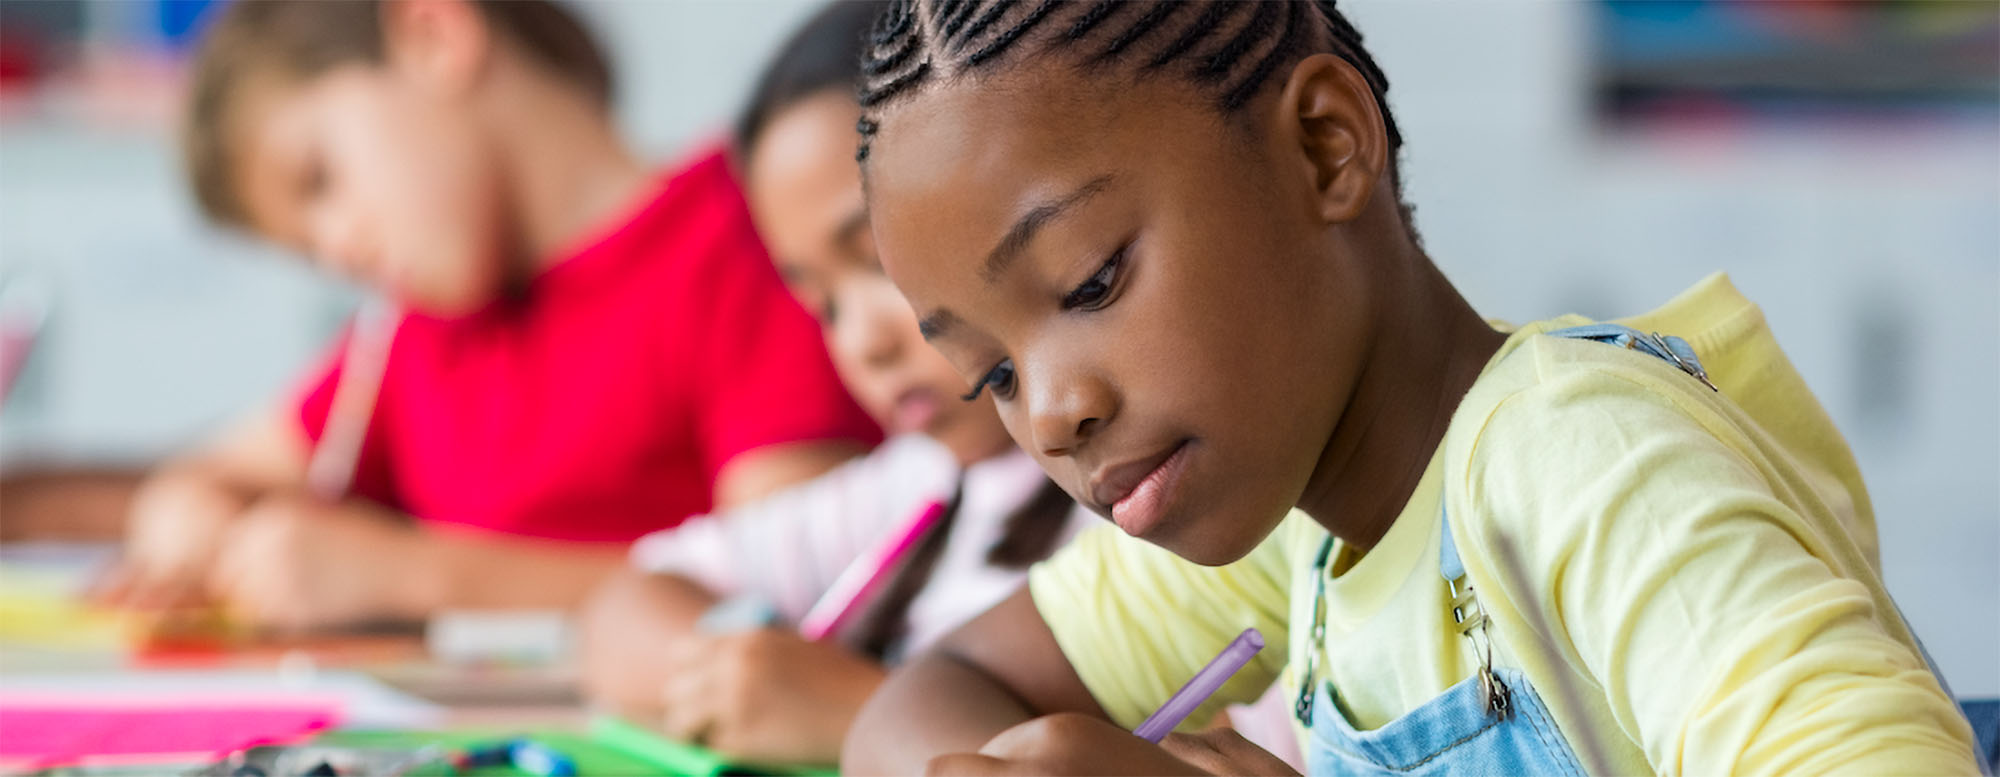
[
  {"left": 94, "top": 464, "right": 255, "bottom": 613},
  {"left": 203, "top": 493, "right": 435, "bottom": 634},
  {"left": 926, "top": 712, "right": 1298, "bottom": 777},
  {"left": 656, "top": 627, "right": 886, "bottom": 765},
  {"left": 926, "top": 628, "right": 1293, "bottom": 776}
]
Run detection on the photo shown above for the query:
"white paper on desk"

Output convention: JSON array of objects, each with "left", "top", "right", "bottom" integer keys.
[
  {"left": 0, "top": 542, "right": 120, "bottom": 591},
  {"left": 0, "top": 668, "right": 445, "bottom": 729}
]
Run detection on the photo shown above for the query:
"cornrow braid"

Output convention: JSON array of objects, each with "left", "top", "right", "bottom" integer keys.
[
  {"left": 854, "top": 0, "right": 1409, "bottom": 202},
  {"left": 969, "top": 0, "right": 1061, "bottom": 66},
  {"left": 1198, "top": 1, "right": 1282, "bottom": 85},
  {"left": 937, "top": 0, "right": 980, "bottom": 42},
  {"left": 952, "top": 0, "right": 1017, "bottom": 52},
  {"left": 1220, "top": 0, "right": 1304, "bottom": 111},
  {"left": 1092, "top": 1, "right": 1181, "bottom": 63},
  {"left": 859, "top": 59, "right": 930, "bottom": 109},
  {"left": 1143, "top": 1, "right": 1244, "bottom": 71},
  {"left": 1314, "top": 0, "right": 1400, "bottom": 147},
  {"left": 1064, "top": 0, "right": 1122, "bottom": 42}
]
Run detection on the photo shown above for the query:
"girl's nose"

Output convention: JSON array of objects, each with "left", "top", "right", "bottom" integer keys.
[{"left": 1026, "top": 362, "right": 1115, "bottom": 459}]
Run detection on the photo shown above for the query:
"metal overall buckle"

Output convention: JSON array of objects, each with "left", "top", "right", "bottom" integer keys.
[{"left": 1449, "top": 573, "right": 1513, "bottom": 719}]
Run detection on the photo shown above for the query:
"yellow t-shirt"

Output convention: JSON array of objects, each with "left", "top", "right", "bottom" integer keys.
[{"left": 1028, "top": 274, "right": 1977, "bottom": 774}]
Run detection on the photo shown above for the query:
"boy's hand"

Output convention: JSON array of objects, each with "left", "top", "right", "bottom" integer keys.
[
  {"left": 96, "top": 476, "right": 249, "bottom": 611},
  {"left": 657, "top": 627, "right": 885, "bottom": 766},
  {"left": 205, "top": 494, "right": 435, "bottom": 633},
  {"left": 925, "top": 713, "right": 1299, "bottom": 777}
]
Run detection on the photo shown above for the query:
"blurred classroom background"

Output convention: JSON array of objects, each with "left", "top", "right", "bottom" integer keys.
[{"left": 1, "top": 0, "right": 1994, "bottom": 701}]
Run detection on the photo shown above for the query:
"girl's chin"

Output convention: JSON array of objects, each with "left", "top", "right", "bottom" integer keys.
[{"left": 1153, "top": 500, "right": 1279, "bottom": 568}]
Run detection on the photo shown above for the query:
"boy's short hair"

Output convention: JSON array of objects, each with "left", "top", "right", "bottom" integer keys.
[{"left": 183, "top": 0, "right": 612, "bottom": 229}]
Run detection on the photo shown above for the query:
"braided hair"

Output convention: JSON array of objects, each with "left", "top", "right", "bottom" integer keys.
[{"left": 852, "top": 0, "right": 1416, "bottom": 241}]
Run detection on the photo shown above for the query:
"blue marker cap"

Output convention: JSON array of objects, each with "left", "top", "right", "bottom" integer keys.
[{"left": 508, "top": 739, "right": 577, "bottom": 777}]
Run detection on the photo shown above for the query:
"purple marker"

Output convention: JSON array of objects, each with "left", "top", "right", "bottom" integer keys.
[{"left": 1132, "top": 627, "right": 1266, "bottom": 743}]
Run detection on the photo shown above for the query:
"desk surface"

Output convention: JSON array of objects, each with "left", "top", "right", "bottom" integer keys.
[{"left": 0, "top": 541, "right": 606, "bottom": 774}]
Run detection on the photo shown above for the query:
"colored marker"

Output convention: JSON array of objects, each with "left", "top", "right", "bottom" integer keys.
[
  {"left": 450, "top": 739, "right": 576, "bottom": 777},
  {"left": 507, "top": 740, "right": 576, "bottom": 777},
  {"left": 305, "top": 297, "right": 397, "bottom": 501},
  {"left": 797, "top": 500, "right": 947, "bottom": 641},
  {"left": 1132, "top": 627, "right": 1265, "bottom": 743}
]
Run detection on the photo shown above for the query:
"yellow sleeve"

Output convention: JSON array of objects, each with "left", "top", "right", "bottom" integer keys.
[
  {"left": 1462, "top": 362, "right": 1979, "bottom": 775},
  {"left": 1027, "top": 521, "right": 1294, "bottom": 732}
]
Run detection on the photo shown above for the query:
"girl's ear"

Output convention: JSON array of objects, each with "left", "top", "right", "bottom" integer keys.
[
  {"left": 380, "top": 0, "right": 491, "bottom": 99},
  {"left": 1274, "top": 53, "right": 1389, "bottom": 225}
]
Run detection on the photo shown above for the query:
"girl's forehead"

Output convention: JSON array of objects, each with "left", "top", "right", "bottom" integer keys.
[
  {"left": 868, "top": 74, "right": 1221, "bottom": 262},
  {"left": 865, "top": 89, "right": 1092, "bottom": 302}
]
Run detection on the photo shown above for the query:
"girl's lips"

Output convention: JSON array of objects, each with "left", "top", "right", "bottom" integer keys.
[
  {"left": 1098, "top": 441, "right": 1192, "bottom": 538},
  {"left": 890, "top": 387, "right": 941, "bottom": 433}
]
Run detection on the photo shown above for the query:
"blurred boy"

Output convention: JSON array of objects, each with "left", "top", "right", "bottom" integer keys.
[{"left": 98, "top": 0, "right": 878, "bottom": 633}]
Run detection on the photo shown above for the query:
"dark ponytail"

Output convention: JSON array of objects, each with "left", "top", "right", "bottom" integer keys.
[
  {"left": 983, "top": 479, "right": 1073, "bottom": 568},
  {"left": 851, "top": 477, "right": 1074, "bottom": 660}
]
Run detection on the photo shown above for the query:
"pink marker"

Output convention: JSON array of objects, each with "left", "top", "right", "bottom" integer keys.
[
  {"left": 1133, "top": 628, "right": 1265, "bottom": 742},
  {"left": 797, "top": 500, "right": 948, "bottom": 642},
  {"left": 0, "top": 276, "right": 49, "bottom": 405}
]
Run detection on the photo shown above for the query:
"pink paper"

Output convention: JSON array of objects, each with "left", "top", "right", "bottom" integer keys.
[{"left": 0, "top": 695, "right": 339, "bottom": 770}]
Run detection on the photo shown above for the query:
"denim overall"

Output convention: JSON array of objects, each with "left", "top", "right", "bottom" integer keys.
[{"left": 1294, "top": 324, "right": 1993, "bottom": 776}]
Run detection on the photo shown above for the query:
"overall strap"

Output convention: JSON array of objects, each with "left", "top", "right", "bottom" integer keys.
[{"left": 1540, "top": 323, "right": 1716, "bottom": 391}]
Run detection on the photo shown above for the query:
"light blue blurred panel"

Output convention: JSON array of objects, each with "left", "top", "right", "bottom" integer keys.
[
  {"left": 0, "top": 125, "right": 354, "bottom": 463},
  {"left": 572, "top": 0, "right": 825, "bottom": 155}
]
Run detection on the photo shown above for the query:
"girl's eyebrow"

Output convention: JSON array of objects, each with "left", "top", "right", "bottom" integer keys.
[
  {"left": 979, "top": 174, "right": 1115, "bottom": 284},
  {"left": 921, "top": 174, "right": 1118, "bottom": 343},
  {"left": 918, "top": 308, "right": 960, "bottom": 341}
]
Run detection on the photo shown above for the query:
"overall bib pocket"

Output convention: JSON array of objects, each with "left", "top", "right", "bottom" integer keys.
[{"left": 1304, "top": 668, "right": 1584, "bottom": 777}]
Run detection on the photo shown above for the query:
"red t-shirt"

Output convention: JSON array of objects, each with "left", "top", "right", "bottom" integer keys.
[{"left": 297, "top": 151, "right": 880, "bottom": 542}]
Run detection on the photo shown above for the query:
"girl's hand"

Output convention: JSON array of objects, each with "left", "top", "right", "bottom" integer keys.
[
  {"left": 205, "top": 494, "right": 436, "bottom": 633},
  {"left": 657, "top": 628, "right": 886, "bottom": 765},
  {"left": 926, "top": 713, "right": 1300, "bottom": 777}
]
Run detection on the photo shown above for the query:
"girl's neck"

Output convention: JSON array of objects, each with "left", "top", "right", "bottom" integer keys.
[
  {"left": 1296, "top": 252, "right": 1506, "bottom": 553},
  {"left": 486, "top": 62, "right": 652, "bottom": 277}
]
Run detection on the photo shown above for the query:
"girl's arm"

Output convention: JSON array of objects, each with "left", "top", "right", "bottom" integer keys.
[
  {"left": 852, "top": 519, "right": 1298, "bottom": 774},
  {"left": 1464, "top": 369, "right": 1982, "bottom": 774},
  {"left": 630, "top": 436, "right": 957, "bottom": 620},
  {"left": 843, "top": 587, "right": 1109, "bottom": 774}
]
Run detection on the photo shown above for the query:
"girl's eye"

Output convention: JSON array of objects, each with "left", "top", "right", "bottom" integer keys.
[
  {"left": 1061, "top": 246, "right": 1126, "bottom": 311},
  {"left": 961, "top": 359, "right": 1016, "bottom": 402}
]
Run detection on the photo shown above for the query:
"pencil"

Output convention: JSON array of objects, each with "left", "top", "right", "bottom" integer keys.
[{"left": 304, "top": 298, "right": 396, "bottom": 501}]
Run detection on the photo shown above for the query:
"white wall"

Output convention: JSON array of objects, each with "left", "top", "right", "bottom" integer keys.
[{"left": 1, "top": 0, "right": 1991, "bottom": 694}]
